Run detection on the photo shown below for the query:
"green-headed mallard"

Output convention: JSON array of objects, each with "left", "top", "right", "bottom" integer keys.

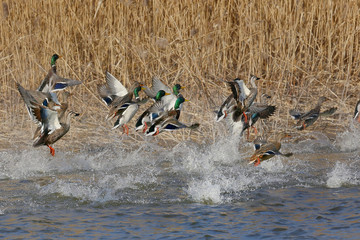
[
  {"left": 144, "top": 110, "right": 199, "bottom": 136},
  {"left": 135, "top": 90, "right": 170, "bottom": 132},
  {"left": 143, "top": 76, "right": 184, "bottom": 97},
  {"left": 289, "top": 96, "right": 337, "bottom": 130},
  {"left": 249, "top": 133, "right": 293, "bottom": 166},
  {"left": 140, "top": 94, "right": 189, "bottom": 133},
  {"left": 37, "top": 54, "right": 82, "bottom": 93},
  {"left": 143, "top": 76, "right": 184, "bottom": 112},
  {"left": 98, "top": 72, "right": 144, "bottom": 121}
]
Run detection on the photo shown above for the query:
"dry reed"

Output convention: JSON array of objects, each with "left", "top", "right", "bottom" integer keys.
[{"left": 1, "top": 0, "right": 359, "bottom": 150}]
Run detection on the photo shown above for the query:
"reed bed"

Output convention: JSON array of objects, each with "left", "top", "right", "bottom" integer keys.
[{"left": 1, "top": 0, "right": 359, "bottom": 150}]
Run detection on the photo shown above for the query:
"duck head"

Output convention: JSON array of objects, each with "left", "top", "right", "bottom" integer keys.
[
  {"left": 173, "top": 84, "right": 184, "bottom": 96},
  {"left": 51, "top": 54, "right": 61, "bottom": 67},
  {"left": 155, "top": 90, "right": 170, "bottom": 101},
  {"left": 174, "top": 95, "right": 189, "bottom": 110}
]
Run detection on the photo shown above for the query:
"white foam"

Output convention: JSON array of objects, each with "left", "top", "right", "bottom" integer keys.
[
  {"left": 187, "top": 179, "right": 222, "bottom": 204},
  {"left": 326, "top": 161, "right": 359, "bottom": 188},
  {"left": 0, "top": 143, "right": 155, "bottom": 180},
  {"left": 335, "top": 122, "right": 360, "bottom": 152}
]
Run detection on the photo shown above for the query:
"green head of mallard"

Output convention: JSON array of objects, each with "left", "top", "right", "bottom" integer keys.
[
  {"left": 134, "top": 85, "right": 144, "bottom": 99},
  {"left": 51, "top": 54, "right": 61, "bottom": 67},
  {"left": 155, "top": 90, "right": 170, "bottom": 101},
  {"left": 173, "top": 84, "right": 184, "bottom": 96},
  {"left": 174, "top": 95, "right": 189, "bottom": 110}
]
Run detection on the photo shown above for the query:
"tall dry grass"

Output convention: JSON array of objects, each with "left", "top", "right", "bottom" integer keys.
[{"left": 1, "top": 0, "right": 359, "bottom": 150}]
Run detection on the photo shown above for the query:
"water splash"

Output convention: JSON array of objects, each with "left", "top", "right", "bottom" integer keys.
[
  {"left": 290, "top": 132, "right": 338, "bottom": 154},
  {"left": 335, "top": 122, "right": 360, "bottom": 152},
  {"left": 1, "top": 131, "right": 360, "bottom": 205},
  {"left": 326, "top": 161, "right": 360, "bottom": 188}
]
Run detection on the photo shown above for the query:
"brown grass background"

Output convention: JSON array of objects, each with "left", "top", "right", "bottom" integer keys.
[{"left": 1, "top": 0, "right": 359, "bottom": 151}]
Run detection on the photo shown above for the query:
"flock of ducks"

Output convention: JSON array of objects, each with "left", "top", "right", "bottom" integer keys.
[
  {"left": 17, "top": 54, "right": 199, "bottom": 156},
  {"left": 17, "top": 54, "right": 359, "bottom": 166}
]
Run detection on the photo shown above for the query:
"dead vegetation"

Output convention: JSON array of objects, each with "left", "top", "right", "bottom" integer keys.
[{"left": 1, "top": 0, "right": 359, "bottom": 150}]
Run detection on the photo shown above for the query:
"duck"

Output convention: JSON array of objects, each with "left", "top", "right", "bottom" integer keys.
[
  {"left": 249, "top": 133, "right": 293, "bottom": 166},
  {"left": 241, "top": 94, "right": 276, "bottom": 137},
  {"left": 223, "top": 75, "right": 260, "bottom": 135},
  {"left": 97, "top": 71, "right": 144, "bottom": 121},
  {"left": 32, "top": 104, "right": 79, "bottom": 156},
  {"left": 37, "top": 54, "right": 82, "bottom": 93},
  {"left": 143, "top": 76, "right": 184, "bottom": 97},
  {"left": 135, "top": 90, "right": 170, "bottom": 132},
  {"left": 17, "top": 82, "right": 61, "bottom": 125},
  {"left": 143, "top": 76, "right": 184, "bottom": 112},
  {"left": 31, "top": 91, "right": 72, "bottom": 139},
  {"left": 353, "top": 100, "right": 360, "bottom": 122},
  {"left": 140, "top": 94, "right": 189, "bottom": 133},
  {"left": 227, "top": 75, "right": 259, "bottom": 109},
  {"left": 226, "top": 75, "right": 260, "bottom": 124},
  {"left": 215, "top": 94, "right": 236, "bottom": 122},
  {"left": 111, "top": 98, "right": 149, "bottom": 134},
  {"left": 144, "top": 110, "right": 199, "bottom": 136},
  {"left": 289, "top": 96, "right": 337, "bottom": 130}
]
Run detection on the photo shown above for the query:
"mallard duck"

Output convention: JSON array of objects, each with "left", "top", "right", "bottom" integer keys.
[
  {"left": 215, "top": 94, "right": 236, "bottom": 122},
  {"left": 143, "top": 76, "right": 184, "bottom": 97},
  {"left": 227, "top": 75, "right": 259, "bottom": 109},
  {"left": 241, "top": 104, "right": 276, "bottom": 136},
  {"left": 241, "top": 94, "right": 276, "bottom": 136},
  {"left": 143, "top": 76, "right": 184, "bottom": 112},
  {"left": 139, "top": 94, "right": 189, "bottom": 133},
  {"left": 97, "top": 72, "right": 144, "bottom": 120},
  {"left": 112, "top": 98, "right": 149, "bottom": 134},
  {"left": 289, "top": 96, "right": 336, "bottom": 130},
  {"left": 353, "top": 100, "right": 360, "bottom": 122},
  {"left": 226, "top": 75, "right": 260, "bottom": 124},
  {"left": 32, "top": 105, "right": 79, "bottom": 156},
  {"left": 144, "top": 110, "right": 199, "bottom": 136},
  {"left": 135, "top": 90, "right": 170, "bottom": 132},
  {"left": 31, "top": 91, "right": 72, "bottom": 139},
  {"left": 249, "top": 133, "right": 293, "bottom": 166},
  {"left": 17, "top": 82, "right": 61, "bottom": 124},
  {"left": 37, "top": 54, "right": 82, "bottom": 93}
]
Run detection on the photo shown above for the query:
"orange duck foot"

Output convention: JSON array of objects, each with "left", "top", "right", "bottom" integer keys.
[
  {"left": 124, "top": 124, "right": 129, "bottom": 135},
  {"left": 154, "top": 128, "right": 160, "bottom": 136},
  {"left": 142, "top": 122, "right": 148, "bottom": 133},
  {"left": 243, "top": 112, "right": 248, "bottom": 124},
  {"left": 47, "top": 145, "right": 55, "bottom": 156},
  {"left": 254, "top": 157, "right": 261, "bottom": 166}
]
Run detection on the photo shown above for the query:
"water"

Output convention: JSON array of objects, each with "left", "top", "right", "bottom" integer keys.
[{"left": 0, "top": 126, "right": 360, "bottom": 239}]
